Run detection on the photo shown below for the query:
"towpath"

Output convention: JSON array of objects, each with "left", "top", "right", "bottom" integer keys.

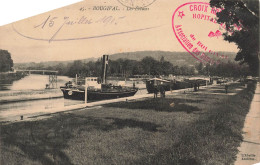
[
  {"left": 235, "top": 82, "right": 260, "bottom": 165},
  {"left": 0, "top": 83, "right": 239, "bottom": 122}
]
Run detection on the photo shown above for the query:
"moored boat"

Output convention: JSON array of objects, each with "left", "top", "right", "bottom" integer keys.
[
  {"left": 60, "top": 55, "right": 138, "bottom": 101},
  {"left": 60, "top": 80, "right": 138, "bottom": 101},
  {"left": 146, "top": 77, "right": 209, "bottom": 93}
]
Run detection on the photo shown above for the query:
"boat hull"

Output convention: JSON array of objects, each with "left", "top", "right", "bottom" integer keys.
[
  {"left": 60, "top": 87, "right": 138, "bottom": 101},
  {"left": 146, "top": 79, "right": 209, "bottom": 93}
]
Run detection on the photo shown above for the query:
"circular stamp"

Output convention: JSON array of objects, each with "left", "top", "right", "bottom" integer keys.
[
  {"left": 172, "top": 2, "right": 240, "bottom": 65},
  {"left": 117, "top": 0, "right": 156, "bottom": 8}
]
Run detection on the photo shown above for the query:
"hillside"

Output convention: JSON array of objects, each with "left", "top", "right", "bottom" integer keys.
[
  {"left": 109, "top": 51, "right": 237, "bottom": 66},
  {"left": 109, "top": 51, "right": 198, "bottom": 66},
  {"left": 14, "top": 57, "right": 98, "bottom": 69},
  {"left": 14, "top": 51, "right": 237, "bottom": 69}
]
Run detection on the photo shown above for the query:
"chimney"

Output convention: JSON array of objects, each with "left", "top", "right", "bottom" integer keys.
[{"left": 101, "top": 55, "right": 109, "bottom": 84}]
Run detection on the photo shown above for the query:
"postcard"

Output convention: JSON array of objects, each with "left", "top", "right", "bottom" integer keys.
[{"left": 0, "top": 0, "right": 259, "bottom": 164}]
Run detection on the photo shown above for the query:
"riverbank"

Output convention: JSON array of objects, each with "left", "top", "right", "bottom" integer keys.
[
  {"left": 0, "top": 82, "right": 256, "bottom": 164},
  {"left": 0, "top": 72, "right": 27, "bottom": 90},
  {"left": 0, "top": 89, "right": 63, "bottom": 104},
  {"left": 0, "top": 72, "right": 27, "bottom": 81}
]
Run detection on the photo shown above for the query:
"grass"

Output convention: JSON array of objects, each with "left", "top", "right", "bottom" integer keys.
[
  {"left": 0, "top": 82, "right": 256, "bottom": 165},
  {"left": 105, "top": 97, "right": 202, "bottom": 113}
]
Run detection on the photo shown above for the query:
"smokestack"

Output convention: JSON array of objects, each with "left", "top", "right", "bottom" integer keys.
[{"left": 101, "top": 55, "right": 109, "bottom": 84}]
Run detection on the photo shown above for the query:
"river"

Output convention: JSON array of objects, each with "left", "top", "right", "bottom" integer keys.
[
  {"left": 0, "top": 74, "right": 147, "bottom": 122},
  {"left": 0, "top": 74, "right": 71, "bottom": 91},
  {"left": 0, "top": 74, "right": 82, "bottom": 121}
]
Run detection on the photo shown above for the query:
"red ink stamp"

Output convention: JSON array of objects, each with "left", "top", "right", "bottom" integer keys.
[{"left": 172, "top": 2, "right": 240, "bottom": 64}]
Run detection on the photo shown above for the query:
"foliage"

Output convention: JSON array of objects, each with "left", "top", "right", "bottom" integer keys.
[
  {"left": 195, "top": 61, "right": 250, "bottom": 77},
  {"left": 0, "top": 50, "right": 13, "bottom": 72},
  {"left": 196, "top": 62, "right": 204, "bottom": 74},
  {"left": 210, "top": 0, "right": 259, "bottom": 76},
  {"left": 15, "top": 54, "right": 250, "bottom": 78},
  {"left": 65, "top": 60, "right": 102, "bottom": 77}
]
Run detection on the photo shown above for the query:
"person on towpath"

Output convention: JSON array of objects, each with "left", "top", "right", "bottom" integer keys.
[
  {"left": 160, "top": 86, "right": 165, "bottom": 98},
  {"left": 154, "top": 86, "right": 158, "bottom": 98},
  {"left": 194, "top": 83, "right": 198, "bottom": 92},
  {"left": 225, "top": 84, "right": 228, "bottom": 94}
]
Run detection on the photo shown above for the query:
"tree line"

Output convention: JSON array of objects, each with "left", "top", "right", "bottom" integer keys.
[
  {"left": 36, "top": 56, "right": 197, "bottom": 78},
  {"left": 196, "top": 62, "right": 250, "bottom": 78},
  {"left": 23, "top": 56, "right": 250, "bottom": 78},
  {"left": 1, "top": 47, "right": 250, "bottom": 78}
]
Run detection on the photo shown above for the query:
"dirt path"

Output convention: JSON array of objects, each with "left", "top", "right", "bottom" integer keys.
[{"left": 235, "top": 82, "right": 260, "bottom": 165}]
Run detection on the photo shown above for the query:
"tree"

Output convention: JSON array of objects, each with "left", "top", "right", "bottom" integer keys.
[
  {"left": 173, "top": 66, "right": 181, "bottom": 75},
  {"left": 140, "top": 57, "right": 160, "bottom": 75},
  {"left": 160, "top": 56, "right": 165, "bottom": 63},
  {"left": 196, "top": 62, "right": 204, "bottom": 75},
  {"left": 67, "top": 60, "right": 85, "bottom": 77},
  {"left": 54, "top": 63, "right": 67, "bottom": 75},
  {"left": 210, "top": 0, "right": 259, "bottom": 76},
  {"left": 0, "top": 50, "right": 13, "bottom": 72}
]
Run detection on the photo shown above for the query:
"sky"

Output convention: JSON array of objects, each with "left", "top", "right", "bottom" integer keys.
[
  {"left": 0, "top": 0, "right": 82, "bottom": 26},
  {"left": 0, "top": 0, "right": 238, "bottom": 63}
]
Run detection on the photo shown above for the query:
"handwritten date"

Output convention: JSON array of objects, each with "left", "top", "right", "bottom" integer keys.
[{"left": 34, "top": 15, "right": 126, "bottom": 42}]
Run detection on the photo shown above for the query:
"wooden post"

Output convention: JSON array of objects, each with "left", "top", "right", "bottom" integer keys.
[
  {"left": 85, "top": 78, "right": 88, "bottom": 104},
  {"left": 55, "top": 74, "right": 57, "bottom": 88},
  {"left": 76, "top": 74, "right": 78, "bottom": 85}
]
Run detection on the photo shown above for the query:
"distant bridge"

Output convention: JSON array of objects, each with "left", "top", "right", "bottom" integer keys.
[
  {"left": 15, "top": 70, "right": 58, "bottom": 75},
  {"left": 15, "top": 70, "right": 58, "bottom": 88}
]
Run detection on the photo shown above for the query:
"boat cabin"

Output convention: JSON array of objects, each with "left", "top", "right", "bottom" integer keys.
[
  {"left": 147, "top": 78, "right": 171, "bottom": 86},
  {"left": 85, "top": 77, "right": 101, "bottom": 88},
  {"left": 146, "top": 78, "right": 172, "bottom": 93}
]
